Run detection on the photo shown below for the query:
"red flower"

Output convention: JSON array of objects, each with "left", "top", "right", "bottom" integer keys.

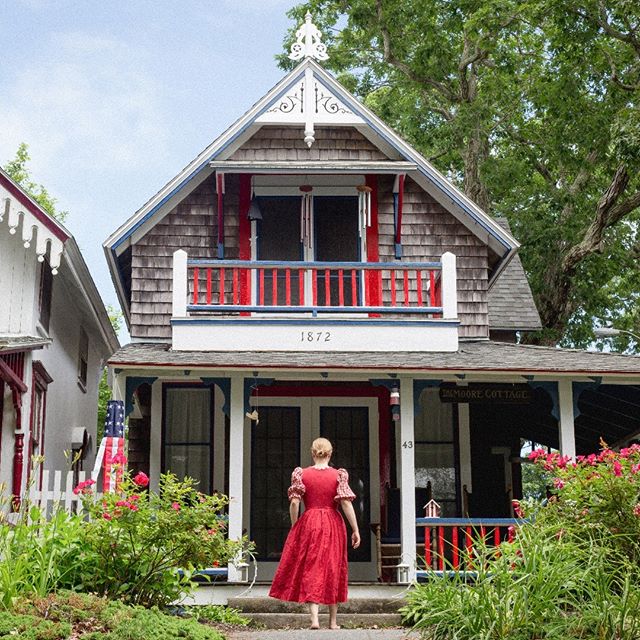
[
  {"left": 129, "top": 494, "right": 140, "bottom": 501},
  {"left": 553, "top": 478, "right": 565, "bottom": 490},
  {"left": 133, "top": 472, "right": 149, "bottom": 488},
  {"left": 112, "top": 452, "right": 128, "bottom": 465},
  {"left": 115, "top": 500, "right": 128, "bottom": 507},
  {"left": 102, "top": 513, "right": 112, "bottom": 520},
  {"left": 171, "top": 502, "right": 180, "bottom": 511},
  {"left": 633, "top": 504, "right": 640, "bottom": 518},
  {"left": 613, "top": 460, "right": 623, "bottom": 477},
  {"left": 73, "top": 478, "right": 96, "bottom": 495},
  {"left": 129, "top": 504, "right": 139, "bottom": 512},
  {"left": 212, "top": 560, "right": 220, "bottom": 567}
]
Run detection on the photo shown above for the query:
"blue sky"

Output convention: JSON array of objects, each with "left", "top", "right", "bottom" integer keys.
[{"left": 1, "top": 0, "right": 300, "bottom": 340}]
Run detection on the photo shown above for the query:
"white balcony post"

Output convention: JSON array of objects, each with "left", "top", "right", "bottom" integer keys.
[
  {"left": 441, "top": 252, "right": 458, "bottom": 319},
  {"left": 227, "top": 375, "right": 245, "bottom": 582},
  {"left": 172, "top": 250, "right": 188, "bottom": 317},
  {"left": 558, "top": 379, "right": 576, "bottom": 459},
  {"left": 399, "top": 377, "right": 417, "bottom": 583}
]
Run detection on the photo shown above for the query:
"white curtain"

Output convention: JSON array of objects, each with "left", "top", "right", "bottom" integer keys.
[{"left": 164, "top": 388, "right": 211, "bottom": 492}]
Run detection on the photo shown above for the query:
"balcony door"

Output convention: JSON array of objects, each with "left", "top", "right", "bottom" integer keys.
[
  {"left": 255, "top": 195, "right": 361, "bottom": 307},
  {"left": 245, "top": 395, "right": 380, "bottom": 581}
]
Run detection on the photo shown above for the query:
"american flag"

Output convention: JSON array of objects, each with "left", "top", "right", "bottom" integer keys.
[{"left": 101, "top": 400, "right": 125, "bottom": 492}]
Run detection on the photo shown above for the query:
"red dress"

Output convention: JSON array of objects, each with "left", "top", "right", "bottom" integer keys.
[{"left": 269, "top": 466, "right": 356, "bottom": 605}]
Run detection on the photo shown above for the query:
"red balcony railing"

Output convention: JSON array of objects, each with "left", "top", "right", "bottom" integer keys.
[
  {"left": 184, "top": 259, "right": 443, "bottom": 315},
  {"left": 416, "top": 517, "right": 523, "bottom": 575}
]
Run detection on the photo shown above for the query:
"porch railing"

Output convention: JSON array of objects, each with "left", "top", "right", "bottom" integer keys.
[
  {"left": 416, "top": 517, "right": 523, "bottom": 574},
  {"left": 172, "top": 251, "right": 458, "bottom": 318}
]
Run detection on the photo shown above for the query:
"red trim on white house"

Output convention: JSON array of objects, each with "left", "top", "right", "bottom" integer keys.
[{"left": 0, "top": 171, "right": 69, "bottom": 243}]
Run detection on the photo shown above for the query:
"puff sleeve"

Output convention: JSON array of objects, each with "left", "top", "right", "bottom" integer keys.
[
  {"left": 335, "top": 468, "right": 356, "bottom": 502},
  {"left": 288, "top": 466, "right": 305, "bottom": 501}
]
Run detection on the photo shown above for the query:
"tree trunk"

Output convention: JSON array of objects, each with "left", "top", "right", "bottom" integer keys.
[{"left": 462, "top": 125, "right": 491, "bottom": 212}]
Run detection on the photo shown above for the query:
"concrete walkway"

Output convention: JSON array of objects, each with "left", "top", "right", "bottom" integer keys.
[{"left": 226, "top": 629, "right": 420, "bottom": 640}]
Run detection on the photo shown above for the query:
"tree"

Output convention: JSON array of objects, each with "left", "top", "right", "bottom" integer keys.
[
  {"left": 3, "top": 143, "right": 68, "bottom": 223},
  {"left": 282, "top": 1, "right": 640, "bottom": 348},
  {"left": 96, "top": 305, "right": 123, "bottom": 438}
]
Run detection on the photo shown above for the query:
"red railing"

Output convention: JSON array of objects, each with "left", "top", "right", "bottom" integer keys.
[
  {"left": 416, "top": 517, "right": 522, "bottom": 574},
  {"left": 186, "top": 259, "right": 443, "bottom": 315}
]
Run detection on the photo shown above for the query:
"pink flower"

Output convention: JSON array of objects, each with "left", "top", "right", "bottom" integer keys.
[
  {"left": 133, "top": 472, "right": 149, "bottom": 488},
  {"left": 102, "top": 513, "right": 112, "bottom": 520},
  {"left": 634, "top": 504, "right": 640, "bottom": 518},
  {"left": 115, "top": 500, "right": 128, "bottom": 507},
  {"left": 73, "top": 478, "right": 96, "bottom": 495},
  {"left": 553, "top": 478, "right": 565, "bottom": 490},
  {"left": 129, "top": 494, "right": 140, "bottom": 501},
  {"left": 112, "top": 452, "right": 128, "bottom": 465},
  {"left": 528, "top": 449, "right": 547, "bottom": 462},
  {"left": 631, "top": 464, "right": 640, "bottom": 475},
  {"left": 207, "top": 528, "right": 217, "bottom": 535},
  {"left": 171, "top": 502, "right": 181, "bottom": 511},
  {"left": 129, "top": 504, "right": 139, "bottom": 512},
  {"left": 613, "top": 460, "right": 623, "bottom": 477}
]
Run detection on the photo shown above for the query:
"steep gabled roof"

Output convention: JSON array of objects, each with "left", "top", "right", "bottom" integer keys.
[{"left": 104, "top": 58, "right": 519, "bottom": 320}]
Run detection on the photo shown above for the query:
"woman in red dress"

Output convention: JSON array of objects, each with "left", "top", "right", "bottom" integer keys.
[{"left": 269, "top": 437, "right": 361, "bottom": 630}]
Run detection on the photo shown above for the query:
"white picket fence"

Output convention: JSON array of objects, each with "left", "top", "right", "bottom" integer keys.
[{"left": 25, "top": 469, "right": 103, "bottom": 515}]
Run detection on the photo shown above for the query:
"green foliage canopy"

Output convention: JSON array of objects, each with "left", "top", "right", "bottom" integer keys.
[
  {"left": 3, "top": 143, "right": 68, "bottom": 223},
  {"left": 282, "top": 1, "right": 640, "bottom": 349}
]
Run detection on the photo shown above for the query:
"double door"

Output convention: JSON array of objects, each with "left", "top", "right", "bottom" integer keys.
[{"left": 245, "top": 396, "right": 380, "bottom": 581}]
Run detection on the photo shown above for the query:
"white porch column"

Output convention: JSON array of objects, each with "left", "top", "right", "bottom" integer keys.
[
  {"left": 149, "top": 380, "right": 163, "bottom": 492},
  {"left": 399, "top": 377, "right": 417, "bottom": 582},
  {"left": 558, "top": 379, "right": 576, "bottom": 459},
  {"left": 172, "top": 249, "right": 188, "bottom": 318},
  {"left": 227, "top": 375, "right": 245, "bottom": 582},
  {"left": 457, "top": 384, "right": 472, "bottom": 504},
  {"left": 441, "top": 252, "right": 458, "bottom": 319}
]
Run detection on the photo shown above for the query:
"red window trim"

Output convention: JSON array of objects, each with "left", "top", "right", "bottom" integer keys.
[{"left": 29, "top": 361, "right": 53, "bottom": 489}]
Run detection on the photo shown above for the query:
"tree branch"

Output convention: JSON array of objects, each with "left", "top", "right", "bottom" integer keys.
[
  {"left": 562, "top": 164, "right": 639, "bottom": 273},
  {"left": 374, "top": 0, "right": 458, "bottom": 103}
]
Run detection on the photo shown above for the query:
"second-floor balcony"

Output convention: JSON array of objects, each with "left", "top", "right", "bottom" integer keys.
[{"left": 171, "top": 250, "right": 459, "bottom": 353}]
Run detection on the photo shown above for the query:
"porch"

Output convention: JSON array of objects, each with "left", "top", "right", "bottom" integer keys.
[{"left": 109, "top": 340, "right": 640, "bottom": 587}]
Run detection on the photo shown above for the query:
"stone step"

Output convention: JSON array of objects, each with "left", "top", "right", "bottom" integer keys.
[
  {"left": 243, "top": 612, "right": 403, "bottom": 629},
  {"left": 228, "top": 597, "right": 406, "bottom": 614}
]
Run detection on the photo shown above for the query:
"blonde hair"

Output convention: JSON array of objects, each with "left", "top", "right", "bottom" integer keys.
[{"left": 311, "top": 437, "right": 333, "bottom": 459}]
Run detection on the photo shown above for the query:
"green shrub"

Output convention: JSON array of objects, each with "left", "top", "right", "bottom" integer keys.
[
  {"left": 74, "top": 471, "right": 251, "bottom": 607},
  {"left": 0, "top": 501, "right": 85, "bottom": 609},
  {"left": 5, "top": 592, "right": 225, "bottom": 640},
  {"left": 402, "top": 445, "right": 640, "bottom": 639}
]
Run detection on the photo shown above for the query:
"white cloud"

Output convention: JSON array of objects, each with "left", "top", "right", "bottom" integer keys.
[{"left": 0, "top": 31, "right": 170, "bottom": 176}]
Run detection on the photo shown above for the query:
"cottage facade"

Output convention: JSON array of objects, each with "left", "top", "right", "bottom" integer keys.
[
  {"left": 104, "top": 19, "right": 640, "bottom": 583},
  {"left": 0, "top": 168, "right": 119, "bottom": 504}
]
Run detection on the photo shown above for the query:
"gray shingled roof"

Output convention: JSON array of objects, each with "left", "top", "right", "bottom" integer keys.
[
  {"left": 488, "top": 219, "right": 542, "bottom": 331},
  {"left": 109, "top": 341, "right": 640, "bottom": 377}
]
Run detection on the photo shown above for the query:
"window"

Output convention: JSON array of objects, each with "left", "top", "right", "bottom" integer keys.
[
  {"left": 77, "top": 328, "right": 88, "bottom": 391},
  {"left": 414, "top": 388, "right": 459, "bottom": 517},
  {"left": 163, "top": 386, "right": 213, "bottom": 494},
  {"left": 29, "top": 361, "right": 52, "bottom": 485},
  {"left": 39, "top": 261, "right": 53, "bottom": 333}
]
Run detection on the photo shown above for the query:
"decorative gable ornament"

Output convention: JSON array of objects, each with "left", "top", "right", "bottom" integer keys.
[
  {"left": 258, "top": 15, "right": 362, "bottom": 148},
  {"left": 288, "top": 13, "right": 329, "bottom": 62}
]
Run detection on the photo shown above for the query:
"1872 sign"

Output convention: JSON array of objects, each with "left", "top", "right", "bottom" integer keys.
[{"left": 439, "top": 384, "right": 533, "bottom": 404}]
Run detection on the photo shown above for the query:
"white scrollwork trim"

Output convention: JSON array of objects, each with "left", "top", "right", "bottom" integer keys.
[{"left": 288, "top": 13, "right": 330, "bottom": 61}]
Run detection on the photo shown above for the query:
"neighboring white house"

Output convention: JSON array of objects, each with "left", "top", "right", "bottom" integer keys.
[{"left": 0, "top": 167, "right": 119, "bottom": 505}]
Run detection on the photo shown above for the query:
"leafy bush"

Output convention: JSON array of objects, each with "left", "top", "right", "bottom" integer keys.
[
  {"left": 3, "top": 591, "right": 225, "bottom": 639},
  {"left": 73, "top": 470, "right": 250, "bottom": 607},
  {"left": 0, "top": 497, "right": 85, "bottom": 609},
  {"left": 402, "top": 444, "right": 640, "bottom": 639}
]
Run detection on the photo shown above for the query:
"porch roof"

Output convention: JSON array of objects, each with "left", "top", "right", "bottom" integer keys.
[
  {"left": 109, "top": 341, "right": 640, "bottom": 378},
  {"left": 208, "top": 160, "right": 418, "bottom": 174},
  {"left": 0, "top": 335, "right": 52, "bottom": 353}
]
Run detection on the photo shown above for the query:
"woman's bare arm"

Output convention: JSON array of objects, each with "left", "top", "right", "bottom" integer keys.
[
  {"left": 340, "top": 499, "right": 361, "bottom": 548},
  {"left": 289, "top": 498, "right": 301, "bottom": 526}
]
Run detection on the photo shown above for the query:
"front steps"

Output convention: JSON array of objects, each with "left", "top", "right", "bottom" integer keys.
[{"left": 227, "top": 596, "right": 407, "bottom": 630}]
